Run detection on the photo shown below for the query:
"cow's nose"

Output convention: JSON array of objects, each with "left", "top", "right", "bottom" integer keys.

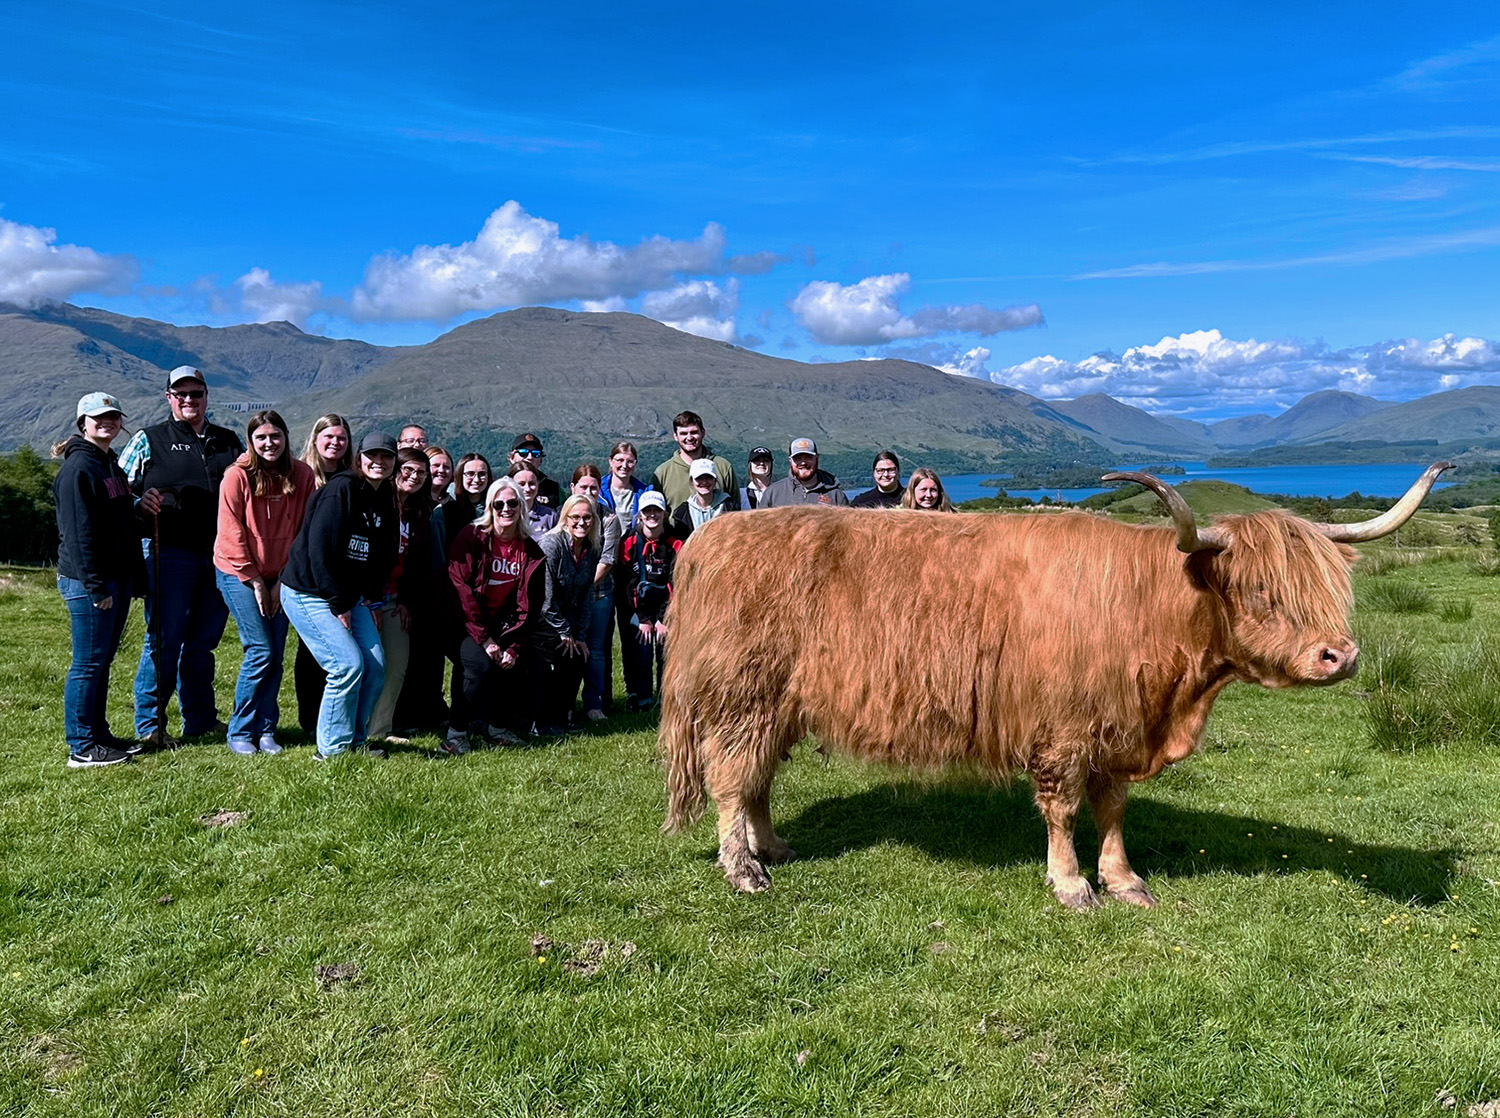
[{"left": 1319, "top": 642, "right": 1358, "bottom": 678}]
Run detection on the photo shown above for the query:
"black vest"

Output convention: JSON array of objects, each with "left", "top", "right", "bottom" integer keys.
[{"left": 137, "top": 417, "right": 244, "bottom": 551}]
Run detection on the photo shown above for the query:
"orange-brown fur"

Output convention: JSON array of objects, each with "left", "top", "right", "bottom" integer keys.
[{"left": 661, "top": 506, "right": 1358, "bottom": 906}]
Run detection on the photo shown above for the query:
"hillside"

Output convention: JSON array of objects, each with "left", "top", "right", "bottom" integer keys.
[
  {"left": 298, "top": 308, "right": 1107, "bottom": 474},
  {"left": 1033, "top": 393, "right": 1215, "bottom": 456},
  {"left": 1311, "top": 386, "right": 1500, "bottom": 444}
]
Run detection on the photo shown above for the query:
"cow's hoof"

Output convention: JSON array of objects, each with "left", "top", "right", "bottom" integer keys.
[
  {"left": 1107, "top": 885, "right": 1159, "bottom": 909},
  {"left": 721, "top": 857, "right": 771, "bottom": 893},
  {"left": 1048, "top": 878, "right": 1100, "bottom": 910},
  {"left": 753, "top": 841, "right": 798, "bottom": 865}
]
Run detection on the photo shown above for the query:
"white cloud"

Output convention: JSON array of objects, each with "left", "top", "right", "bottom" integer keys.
[
  {"left": 641, "top": 279, "right": 738, "bottom": 341},
  {"left": 235, "top": 267, "right": 324, "bottom": 326},
  {"left": 349, "top": 201, "right": 782, "bottom": 321},
  {"left": 937, "top": 346, "right": 993, "bottom": 378},
  {"left": 0, "top": 218, "right": 137, "bottom": 306},
  {"left": 580, "top": 296, "right": 628, "bottom": 313},
  {"left": 987, "top": 328, "right": 1500, "bottom": 415},
  {"left": 789, "top": 272, "right": 1043, "bottom": 345}
]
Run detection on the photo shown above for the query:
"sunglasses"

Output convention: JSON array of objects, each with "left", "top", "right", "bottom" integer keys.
[
  {"left": 491, "top": 498, "right": 521, "bottom": 510},
  {"left": 169, "top": 388, "right": 205, "bottom": 401},
  {"left": 514, "top": 447, "right": 543, "bottom": 459}
]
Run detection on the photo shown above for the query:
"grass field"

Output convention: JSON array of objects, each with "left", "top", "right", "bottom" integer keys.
[{"left": 2, "top": 534, "right": 1499, "bottom": 1118}]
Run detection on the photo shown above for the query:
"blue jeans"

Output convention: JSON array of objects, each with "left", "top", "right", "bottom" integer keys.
[
  {"left": 59, "top": 576, "right": 131, "bottom": 753},
  {"left": 134, "top": 541, "right": 228, "bottom": 737},
  {"left": 281, "top": 585, "right": 384, "bottom": 756},
  {"left": 581, "top": 577, "right": 614, "bottom": 711},
  {"left": 216, "top": 570, "right": 289, "bottom": 744}
]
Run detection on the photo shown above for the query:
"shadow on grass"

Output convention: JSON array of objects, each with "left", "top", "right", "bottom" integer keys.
[{"left": 776, "top": 780, "right": 1457, "bottom": 906}]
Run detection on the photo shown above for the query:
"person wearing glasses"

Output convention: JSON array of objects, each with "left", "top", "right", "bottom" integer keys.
[
  {"left": 445, "top": 476, "right": 545, "bottom": 753},
  {"left": 534, "top": 494, "right": 601, "bottom": 735},
  {"left": 850, "top": 451, "right": 905, "bottom": 509},
  {"left": 52, "top": 392, "right": 146, "bottom": 767},
  {"left": 366, "top": 448, "right": 441, "bottom": 745},
  {"left": 508, "top": 433, "right": 562, "bottom": 509},
  {"left": 117, "top": 366, "right": 245, "bottom": 748}
]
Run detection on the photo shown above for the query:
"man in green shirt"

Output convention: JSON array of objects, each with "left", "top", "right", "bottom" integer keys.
[{"left": 652, "top": 410, "right": 740, "bottom": 513}]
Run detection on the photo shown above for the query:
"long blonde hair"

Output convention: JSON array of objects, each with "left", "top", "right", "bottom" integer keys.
[
  {"left": 901, "top": 467, "right": 954, "bottom": 512},
  {"left": 300, "top": 413, "right": 353, "bottom": 488}
]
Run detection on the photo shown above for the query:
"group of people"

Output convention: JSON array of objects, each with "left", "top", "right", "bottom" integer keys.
[{"left": 51, "top": 368, "right": 958, "bottom": 768}]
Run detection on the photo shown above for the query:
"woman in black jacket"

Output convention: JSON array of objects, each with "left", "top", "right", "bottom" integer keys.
[
  {"left": 280, "top": 431, "right": 399, "bottom": 759},
  {"left": 53, "top": 392, "right": 144, "bottom": 767}
]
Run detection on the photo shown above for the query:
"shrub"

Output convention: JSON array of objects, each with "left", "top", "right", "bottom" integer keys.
[
  {"left": 1490, "top": 508, "right": 1500, "bottom": 549},
  {"left": 1395, "top": 518, "right": 1443, "bottom": 548},
  {"left": 1437, "top": 599, "right": 1474, "bottom": 623},
  {"left": 1473, "top": 553, "right": 1500, "bottom": 577},
  {"left": 1360, "top": 581, "right": 1432, "bottom": 614}
]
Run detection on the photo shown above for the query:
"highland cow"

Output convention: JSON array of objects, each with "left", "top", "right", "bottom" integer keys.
[{"left": 661, "top": 463, "right": 1451, "bottom": 908}]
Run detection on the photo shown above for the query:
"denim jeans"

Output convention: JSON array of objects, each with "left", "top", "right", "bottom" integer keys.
[
  {"left": 366, "top": 609, "right": 410, "bottom": 740},
  {"left": 581, "top": 577, "right": 614, "bottom": 711},
  {"left": 58, "top": 576, "right": 131, "bottom": 753},
  {"left": 134, "top": 541, "right": 228, "bottom": 737},
  {"left": 281, "top": 585, "right": 384, "bottom": 756},
  {"left": 216, "top": 569, "right": 289, "bottom": 744}
]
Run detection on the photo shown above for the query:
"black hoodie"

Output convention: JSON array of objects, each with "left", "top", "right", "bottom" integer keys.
[
  {"left": 53, "top": 436, "right": 143, "bottom": 602},
  {"left": 280, "top": 470, "right": 397, "bottom": 614}
]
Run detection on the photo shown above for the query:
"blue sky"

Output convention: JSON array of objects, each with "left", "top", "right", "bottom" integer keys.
[{"left": 3, "top": 1, "right": 1499, "bottom": 418}]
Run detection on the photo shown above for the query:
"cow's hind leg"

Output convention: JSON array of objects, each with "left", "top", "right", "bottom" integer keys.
[
  {"left": 1031, "top": 749, "right": 1099, "bottom": 910},
  {"left": 1087, "top": 771, "right": 1157, "bottom": 909},
  {"left": 706, "top": 730, "right": 785, "bottom": 893}
]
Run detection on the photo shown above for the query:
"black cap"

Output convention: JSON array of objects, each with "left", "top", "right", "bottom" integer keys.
[
  {"left": 359, "top": 431, "right": 397, "bottom": 455},
  {"left": 512, "top": 432, "right": 545, "bottom": 453},
  {"left": 749, "top": 446, "right": 773, "bottom": 460}
]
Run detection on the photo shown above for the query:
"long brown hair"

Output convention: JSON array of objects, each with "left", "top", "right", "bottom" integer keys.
[
  {"left": 300, "top": 413, "right": 353, "bottom": 488},
  {"left": 244, "top": 410, "right": 295, "bottom": 497},
  {"left": 394, "top": 447, "right": 434, "bottom": 521}
]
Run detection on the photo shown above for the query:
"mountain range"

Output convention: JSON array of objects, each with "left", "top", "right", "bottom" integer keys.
[{"left": 4, "top": 302, "right": 1497, "bottom": 478}]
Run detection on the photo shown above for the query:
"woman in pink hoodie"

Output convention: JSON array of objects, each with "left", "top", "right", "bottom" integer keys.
[{"left": 214, "top": 410, "right": 315, "bottom": 755}]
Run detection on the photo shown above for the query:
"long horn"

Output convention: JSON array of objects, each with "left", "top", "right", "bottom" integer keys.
[
  {"left": 1315, "top": 461, "right": 1455, "bottom": 543},
  {"left": 1101, "top": 471, "right": 1231, "bottom": 553}
]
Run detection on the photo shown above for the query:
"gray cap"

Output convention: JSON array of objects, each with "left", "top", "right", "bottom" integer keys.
[
  {"left": 166, "top": 365, "right": 205, "bottom": 388},
  {"left": 789, "top": 437, "right": 818, "bottom": 457},
  {"left": 77, "top": 391, "right": 126, "bottom": 419},
  {"left": 359, "top": 430, "right": 398, "bottom": 455}
]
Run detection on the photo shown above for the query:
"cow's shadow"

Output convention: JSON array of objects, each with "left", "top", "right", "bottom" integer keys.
[{"left": 774, "top": 780, "right": 1457, "bottom": 906}]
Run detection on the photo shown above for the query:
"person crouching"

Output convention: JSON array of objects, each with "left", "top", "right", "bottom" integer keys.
[{"left": 444, "top": 477, "right": 544, "bottom": 753}]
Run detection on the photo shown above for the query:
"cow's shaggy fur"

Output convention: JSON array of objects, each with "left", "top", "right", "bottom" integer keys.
[{"left": 661, "top": 506, "right": 1360, "bottom": 908}]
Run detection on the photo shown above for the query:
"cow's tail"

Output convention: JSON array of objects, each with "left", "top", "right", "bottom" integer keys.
[{"left": 660, "top": 676, "right": 706, "bottom": 834}]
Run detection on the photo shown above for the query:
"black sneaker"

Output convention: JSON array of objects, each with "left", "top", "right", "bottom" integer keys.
[{"left": 67, "top": 743, "right": 132, "bottom": 768}]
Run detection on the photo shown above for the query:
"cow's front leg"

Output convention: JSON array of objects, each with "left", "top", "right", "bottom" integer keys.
[
  {"left": 707, "top": 744, "right": 774, "bottom": 892},
  {"left": 745, "top": 789, "right": 796, "bottom": 865},
  {"left": 1087, "top": 771, "right": 1157, "bottom": 908},
  {"left": 1031, "top": 754, "right": 1098, "bottom": 910}
]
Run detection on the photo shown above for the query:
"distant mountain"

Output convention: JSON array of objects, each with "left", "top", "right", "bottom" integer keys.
[
  {"left": 1307, "top": 386, "right": 1500, "bottom": 444},
  {"left": 301, "top": 308, "right": 1104, "bottom": 473},
  {"left": 0, "top": 302, "right": 393, "bottom": 448},
  {"left": 1032, "top": 394, "right": 1214, "bottom": 456},
  {"left": 3, "top": 302, "right": 1497, "bottom": 473}
]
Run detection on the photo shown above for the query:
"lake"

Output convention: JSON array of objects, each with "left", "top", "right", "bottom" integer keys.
[{"left": 863, "top": 463, "right": 1458, "bottom": 505}]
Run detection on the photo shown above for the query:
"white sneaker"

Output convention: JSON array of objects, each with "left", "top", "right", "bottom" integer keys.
[
  {"left": 585, "top": 709, "right": 607, "bottom": 722},
  {"left": 257, "top": 733, "right": 283, "bottom": 755}
]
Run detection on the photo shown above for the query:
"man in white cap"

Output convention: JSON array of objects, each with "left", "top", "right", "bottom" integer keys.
[
  {"left": 117, "top": 365, "right": 245, "bottom": 746},
  {"left": 757, "top": 437, "right": 848, "bottom": 508}
]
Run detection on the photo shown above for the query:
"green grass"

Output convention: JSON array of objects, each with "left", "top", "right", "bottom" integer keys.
[{"left": 3, "top": 557, "right": 1500, "bottom": 1117}]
